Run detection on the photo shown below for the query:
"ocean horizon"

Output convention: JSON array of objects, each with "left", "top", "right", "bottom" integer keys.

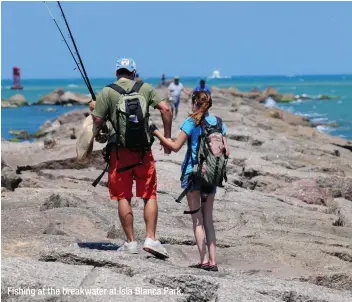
[{"left": 2, "top": 74, "right": 352, "bottom": 141}]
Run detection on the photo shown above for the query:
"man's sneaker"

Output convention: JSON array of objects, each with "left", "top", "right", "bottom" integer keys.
[
  {"left": 117, "top": 241, "right": 138, "bottom": 254},
  {"left": 143, "top": 238, "right": 169, "bottom": 259}
]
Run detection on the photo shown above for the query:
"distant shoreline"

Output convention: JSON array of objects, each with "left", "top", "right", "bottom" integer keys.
[{"left": 2, "top": 73, "right": 352, "bottom": 82}]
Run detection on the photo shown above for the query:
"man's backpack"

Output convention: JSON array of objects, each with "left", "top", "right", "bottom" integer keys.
[
  {"left": 92, "top": 81, "right": 154, "bottom": 187},
  {"left": 108, "top": 81, "right": 153, "bottom": 151},
  {"left": 176, "top": 117, "right": 228, "bottom": 214}
]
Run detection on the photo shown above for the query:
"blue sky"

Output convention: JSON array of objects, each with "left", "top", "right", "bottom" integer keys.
[{"left": 2, "top": 1, "right": 352, "bottom": 79}]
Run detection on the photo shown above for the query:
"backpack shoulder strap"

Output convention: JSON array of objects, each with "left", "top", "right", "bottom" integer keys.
[
  {"left": 200, "top": 118, "right": 210, "bottom": 131},
  {"left": 215, "top": 117, "right": 223, "bottom": 132},
  {"left": 180, "top": 137, "right": 192, "bottom": 182},
  {"left": 130, "top": 81, "right": 144, "bottom": 93},
  {"left": 106, "top": 83, "right": 127, "bottom": 95}
]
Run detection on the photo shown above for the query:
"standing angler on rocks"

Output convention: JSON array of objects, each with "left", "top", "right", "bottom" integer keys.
[{"left": 90, "top": 58, "right": 172, "bottom": 258}]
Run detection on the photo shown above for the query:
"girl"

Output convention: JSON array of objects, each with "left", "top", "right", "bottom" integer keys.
[{"left": 152, "top": 91, "right": 230, "bottom": 271}]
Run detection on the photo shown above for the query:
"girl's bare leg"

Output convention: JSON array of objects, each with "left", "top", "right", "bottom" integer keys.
[
  {"left": 202, "top": 193, "right": 216, "bottom": 265},
  {"left": 187, "top": 191, "right": 208, "bottom": 264}
]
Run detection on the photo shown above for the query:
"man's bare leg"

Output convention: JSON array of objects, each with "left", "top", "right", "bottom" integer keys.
[
  {"left": 144, "top": 198, "right": 158, "bottom": 241},
  {"left": 118, "top": 198, "right": 134, "bottom": 242}
]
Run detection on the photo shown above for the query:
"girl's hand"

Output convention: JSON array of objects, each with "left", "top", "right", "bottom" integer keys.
[{"left": 149, "top": 124, "right": 159, "bottom": 136}]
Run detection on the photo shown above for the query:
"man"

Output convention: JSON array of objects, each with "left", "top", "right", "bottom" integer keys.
[
  {"left": 91, "top": 58, "right": 172, "bottom": 258},
  {"left": 167, "top": 76, "right": 191, "bottom": 119},
  {"left": 193, "top": 79, "right": 211, "bottom": 95},
  {"left": 160, "top": 73, "right": 165, "bottom": 88}
]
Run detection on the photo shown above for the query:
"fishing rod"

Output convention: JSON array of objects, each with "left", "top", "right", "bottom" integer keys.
[
  {"left": 44, "top": 2, "right": 90, "bottom": 92},
  {"left": 57, "top": 1, "right": 96, "bottom": 100}
]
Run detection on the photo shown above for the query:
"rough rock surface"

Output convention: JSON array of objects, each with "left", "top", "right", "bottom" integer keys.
[
  {"left": 275, "top": 179, "right": 329, "bottom": 205},
  {"left": 1, "top": 88, "right": 352, "bottom": 301}
]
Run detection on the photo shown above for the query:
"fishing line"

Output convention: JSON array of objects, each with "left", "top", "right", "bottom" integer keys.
[
  {"left": 44, "top": 1, "right": 90, "bottom": 91},
  {"left": 57, "top": 1, "right": 95, "bottom": 100}
]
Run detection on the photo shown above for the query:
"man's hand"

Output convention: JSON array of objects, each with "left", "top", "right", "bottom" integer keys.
[
  {"left": 89, "top": 100, "right": 96, "bottom": 112},
  {"left": 163, "top": 144, "right": 171, "bottom": 155},
  {"left": 95, "top": 122, "right": 109, "bottom": 144},
  {"left": 95, "top": 129, "right": 109, "bottom": 144}
]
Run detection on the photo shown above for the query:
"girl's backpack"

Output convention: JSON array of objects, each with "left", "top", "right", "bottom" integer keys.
[{"left": 176, "top": 117, "right": 228, "bottom": 214}]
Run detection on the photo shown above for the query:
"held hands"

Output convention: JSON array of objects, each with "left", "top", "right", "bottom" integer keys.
[
  {"left": 149, "top": 123, "right": 159, "bottom": 134},
  {"left": 150, "top": 124, "right": 172, "bottom": 155}
]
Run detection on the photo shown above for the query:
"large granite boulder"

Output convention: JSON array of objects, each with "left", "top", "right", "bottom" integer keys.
[
  {"left": 263, "top": 87, "right": 280, "bottom": 98},
  {"left": 37, "top": 88, "right": 65, "bottom": 105},
  {"left": 59, "top": 91, "right": 91, "bottom": 105},
  {"left": 1, "top": 94, "right": 28, "bottom": 108},
  {"left": 275, "top": 179, "right": 328, "bottom": 205},
  {"left": 36, "top": 89, "right": 91, "bottom": 105},
  {"left": 8, "top": 94, "right": 28, "bottom": 106}
]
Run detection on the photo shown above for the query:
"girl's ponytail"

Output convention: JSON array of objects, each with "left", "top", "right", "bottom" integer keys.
[{"left": 189, "top": 91, "right": 212, "bottom": 126}]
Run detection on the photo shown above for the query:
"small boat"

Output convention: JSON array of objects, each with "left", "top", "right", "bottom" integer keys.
[{"left": 208, "top": 69, "right": 230, "bottom": 79}]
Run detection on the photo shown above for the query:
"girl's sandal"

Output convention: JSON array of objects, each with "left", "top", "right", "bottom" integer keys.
[{"left": 189, "top": 262, "right": 209, "bottom": 269}]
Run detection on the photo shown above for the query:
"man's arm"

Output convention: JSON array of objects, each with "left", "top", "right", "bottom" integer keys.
[
  {"left": 167, "top": 84, "right": 172, "bottom": 99},
  {"left": 148, "top": 86, "right": 172, "bottom": 154},
  {"left": 91, "top": 88, "right": 110, "bottom": 132},
  {"left": 155, "top": 100, "right": 172, "bottom": 139},
  {"left": 182, "top": 87, "right": 192, "bottom": 96}
]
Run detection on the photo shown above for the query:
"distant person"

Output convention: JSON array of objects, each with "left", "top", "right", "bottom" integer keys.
[
  {"left": 161, "top": 73, "right": 165, "bottom": 88},
  {"left": 193, "top": 79, "right": 211, "bottom": 95},
  {"left": 151, "top": 91, "right": 230, "bottom": 271},
  {"left": 135, "top": 73, "right": 141, "bottom": 81},
  {"left": 90, "top": 57, "right": 172, "bottom": 259},
  {"left": 168, "top": 76, "right": 192, "bottom": 119}
]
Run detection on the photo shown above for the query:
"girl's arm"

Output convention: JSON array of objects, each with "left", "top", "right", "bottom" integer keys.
[
  {"left": 154, "top": 129, "right": 188, "bottom": 152},
  {"left": 223, "top": 136, "right": 230, "bottom": 157}
]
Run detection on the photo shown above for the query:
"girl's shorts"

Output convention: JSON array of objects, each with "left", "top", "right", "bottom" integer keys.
[{"left": 181, "top": 173, "right": 216, "bottom": 194}]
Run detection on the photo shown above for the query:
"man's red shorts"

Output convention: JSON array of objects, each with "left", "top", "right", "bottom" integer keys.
[{"left": 108, "top": 148, "right": 157, "bottom": 201}]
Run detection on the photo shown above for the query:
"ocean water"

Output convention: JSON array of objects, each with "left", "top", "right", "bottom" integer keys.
[{"left": 1, "top": 75, "right": 352, "bottom": 140}]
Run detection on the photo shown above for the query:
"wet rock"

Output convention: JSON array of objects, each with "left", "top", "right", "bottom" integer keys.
[
  {"left": 9, "top": 130, "right": 30, "bottom": 140},
  {"left": 277, "top": 93, "right": 296, "bottom": 102},
  {"left": 312, "top": 122, "right": 339, "bottom": 128},
  {"left": 275, "top": 179, "right": 328, "bottom": 205},
  {"left": 318, "top": 94, "right": 338, "bottom": 100}
]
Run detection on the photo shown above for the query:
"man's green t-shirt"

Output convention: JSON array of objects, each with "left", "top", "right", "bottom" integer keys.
[
  {"left": 93, "top": 79, "right": 163, "bottom": 140},
  {"left": 93, "top": 78, "right": 162, "bottom": 124}
]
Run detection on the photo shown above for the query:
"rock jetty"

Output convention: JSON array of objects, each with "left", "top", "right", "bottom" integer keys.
[{"left": 1, "top": 88, "right": 352, "bottom": 301}]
